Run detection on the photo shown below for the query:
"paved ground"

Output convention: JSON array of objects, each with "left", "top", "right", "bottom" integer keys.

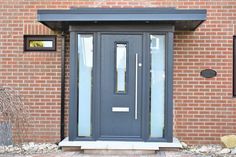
[{"left": 0, "top": 151, "right": 209, "bottom": 157}]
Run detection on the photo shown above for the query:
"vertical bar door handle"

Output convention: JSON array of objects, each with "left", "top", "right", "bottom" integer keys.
[{"left": 135, "top": 53, "right": 138, "bottom": 120}]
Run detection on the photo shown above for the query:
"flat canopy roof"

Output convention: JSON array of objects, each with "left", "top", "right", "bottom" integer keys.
[{"left": 37, "top": 8, "right": 207, "bottom": 31}]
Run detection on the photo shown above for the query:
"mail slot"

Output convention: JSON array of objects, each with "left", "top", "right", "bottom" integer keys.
[{"left": 112, "top": 107, "right": 129, "bottom": 112}]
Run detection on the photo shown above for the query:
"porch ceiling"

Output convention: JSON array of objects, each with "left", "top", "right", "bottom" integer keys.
[{"left": 37, "top": 8, "right": 207, "bottom": 31}]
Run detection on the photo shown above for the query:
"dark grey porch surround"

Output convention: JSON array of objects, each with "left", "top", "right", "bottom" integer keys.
[
  {"left": 37, "top": 8, "right": 207, "bottom": 143},
  {"left": 37, "top": 8, "right": 206, "bottom": 31}
]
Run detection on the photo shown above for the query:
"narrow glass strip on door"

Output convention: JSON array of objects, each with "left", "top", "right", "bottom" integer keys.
[
  {"left": 77, "top": 34, "right": 93, "bottom": 137},
  {"left": 150, "top": 35, "right": 165, "bottom": 138},
  {"left": 116, "top": 43, "right": 127, "bottom": 93}
]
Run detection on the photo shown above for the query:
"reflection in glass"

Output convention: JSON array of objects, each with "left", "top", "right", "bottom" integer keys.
[
  {"left": 150, "top": 35, "right": 165, "bottom": 138},
  {"left": 116, "top": 43, "right": 127, "bottom": 93},
  {"left": 29, "top": 40, "right": 53, "bottom": 48},
  {"left": 78, "top": 34, "right": 93, "bottom": 137}
]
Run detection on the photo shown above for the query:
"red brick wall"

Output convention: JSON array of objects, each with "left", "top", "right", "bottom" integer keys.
[{"left": 0, "top": 0, "right": 236, "bottom": 145}]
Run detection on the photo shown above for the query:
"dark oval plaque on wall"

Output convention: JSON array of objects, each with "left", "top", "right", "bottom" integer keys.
[{"left": 200, "top": 69, "right": 217, "bottom": 78}]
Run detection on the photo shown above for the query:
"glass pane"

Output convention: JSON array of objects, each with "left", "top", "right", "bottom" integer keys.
[
  {"left": 150, "top": 35, "right": 165, "bottom": 138},
  {"left": 29, "top": 40, "right": 53, "bottom": 48},
  {"left": 78, "top": 34, "right": 93, "bottom": 137},
  {"left": 116, "top": 43, "right": 127, "bottom": 93}
]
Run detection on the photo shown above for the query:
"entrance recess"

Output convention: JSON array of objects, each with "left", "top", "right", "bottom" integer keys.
[{"left": 69, "top": 25, "right": 174, "bottom": 142}]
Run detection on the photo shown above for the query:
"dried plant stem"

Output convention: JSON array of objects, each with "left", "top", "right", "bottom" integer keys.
[{"left": 0, "top": 87, "right": 30, "bottom": 144}]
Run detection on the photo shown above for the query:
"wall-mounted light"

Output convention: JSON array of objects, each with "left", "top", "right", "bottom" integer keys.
[{"left": 200, "top": 69, "right": 217, "bottom": 78}]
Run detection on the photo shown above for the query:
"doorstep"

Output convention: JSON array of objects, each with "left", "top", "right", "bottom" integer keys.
[{"left": 59, "top": 137, "right": 182, "bottom": 151}]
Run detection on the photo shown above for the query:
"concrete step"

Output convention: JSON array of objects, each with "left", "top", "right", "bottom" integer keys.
[
  {"left": 59, "top": 137, "right": 182, "bottom": 152},
  {"left": 83, "top": 149, "right": 156, "bottom": 155}
]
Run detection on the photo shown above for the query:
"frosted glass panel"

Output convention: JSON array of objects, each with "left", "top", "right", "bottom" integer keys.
[
  {"left": 78, "top": 34, "right": 93, "bottom": 137},
  {"left": 150, "top": 35, "right": 165, "bottom": 138},
  {"left": 116, "top": 44, "right": 127, "bottom": 93}
]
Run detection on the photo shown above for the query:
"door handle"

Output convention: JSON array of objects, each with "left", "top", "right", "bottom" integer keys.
[{"left": 135, "top": 53, "right": 138, "bottom": 120}]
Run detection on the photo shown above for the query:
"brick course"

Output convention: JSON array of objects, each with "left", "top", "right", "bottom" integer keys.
[{"left": 0, "top": 0, "right": 236, "bottom": 145}]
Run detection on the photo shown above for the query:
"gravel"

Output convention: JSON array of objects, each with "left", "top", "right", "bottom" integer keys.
[
  {"left": 1, "top": 142, "right": 236, "bottom": 157},
  {"left": 182, "top": 143, "right": 236, "bottom": 157},
  {"left": 0, "top": 142, "right": 60, "bottom": 155}
]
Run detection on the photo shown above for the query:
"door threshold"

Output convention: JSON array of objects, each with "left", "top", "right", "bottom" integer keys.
[{"left": 59, "top": 137, "right": 182, "bottom": 150}]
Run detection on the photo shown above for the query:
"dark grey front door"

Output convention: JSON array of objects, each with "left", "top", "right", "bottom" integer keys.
[{"left": 100, "top": 34, "right": 143, "bottom": 139}]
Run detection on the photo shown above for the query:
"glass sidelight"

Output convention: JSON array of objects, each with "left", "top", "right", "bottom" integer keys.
[
  {"left": 77, "top": 34, "right": 93, "bottom": 137},
  {"left": 150, "top": 35, "right": 165, "bottom": 138}
]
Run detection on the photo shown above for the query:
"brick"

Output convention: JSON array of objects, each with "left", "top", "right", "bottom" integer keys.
[{"left": 0, "top": 0, "right": 235, "bottom": 145}]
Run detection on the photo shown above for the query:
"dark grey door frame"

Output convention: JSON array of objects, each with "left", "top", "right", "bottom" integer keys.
[{"left": 69, "top": 24, "right": 174, "bottom": 142}]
